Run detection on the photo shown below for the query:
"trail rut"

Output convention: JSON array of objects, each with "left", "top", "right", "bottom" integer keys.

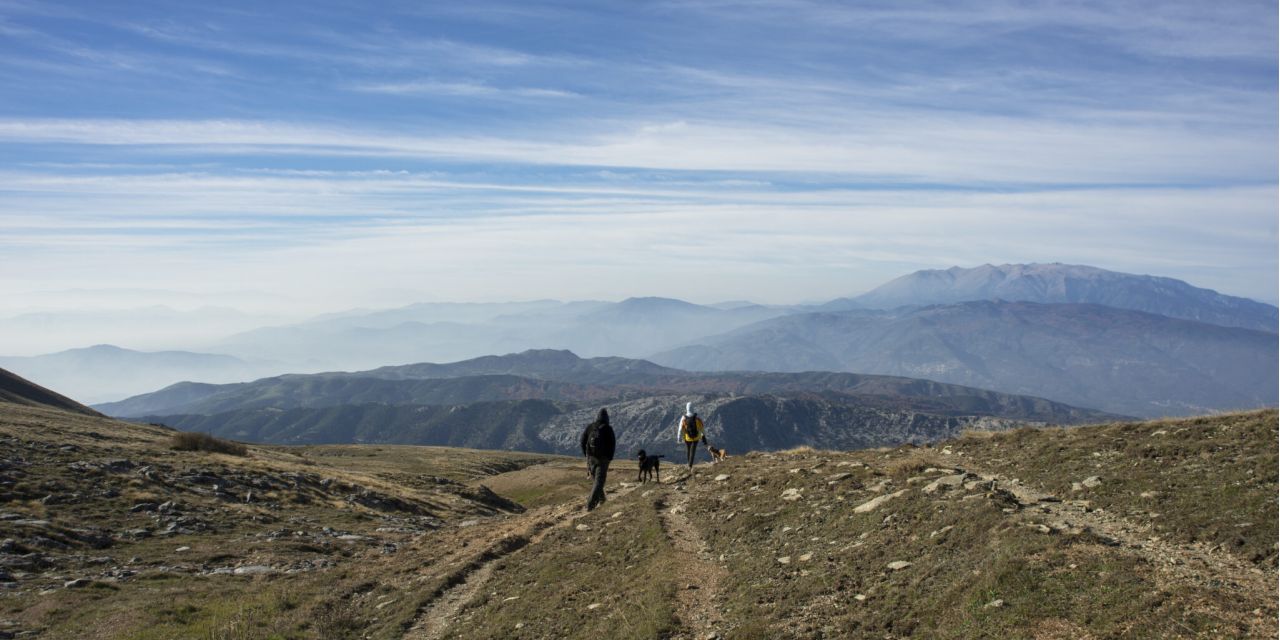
[
  {"left": 970, "top": 467, "right": 1276, "bottom": 619},
  {"left": 657, "top": 474, "right": 729, "bottom": 640},
  {"left": 401, "top": 480, "right": 640, "bottom": 640}
]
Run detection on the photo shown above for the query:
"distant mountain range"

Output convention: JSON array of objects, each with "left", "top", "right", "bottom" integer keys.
[
  {"left": 99, "top": 350, "right": 1117, "bottom": 455},
  {"left": 652, "top": 301, "right": 1277, "bottom": 417},
  {"left": 0, "top": 345, "right": 274, "bottom": 404},
  {"left": 11, "top": 263, "right": 1277, "bottom": 421},
  {"left": 208, "top": 296, "right": 790, "bottom": 372},
  {"left": 144, "top": 395, "right": 1064, "bottom": 457},
  {"left": 97, "top": 349, "right": 1112, "bottom": 422},
  {"left": 841, "top": 263, "right": 1277, "bottom": 331}
]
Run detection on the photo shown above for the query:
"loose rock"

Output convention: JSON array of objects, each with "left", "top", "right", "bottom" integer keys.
[
  {"left": 232, "top": 565, "right": 274, "bottom": 576},
  {"left": 922, "top": 474, "right": 967, "bottom": 494},
  {"left": 853, "top": 489, "right": 908, "bottom": 513}
]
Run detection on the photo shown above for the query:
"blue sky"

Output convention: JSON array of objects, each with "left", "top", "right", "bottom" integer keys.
[{"left": 0, "top": 0, "right": 1276, "bottom": 317}]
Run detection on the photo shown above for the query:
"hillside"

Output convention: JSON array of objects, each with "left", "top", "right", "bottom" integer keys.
[
  {"left": 653, "top": 301, "right": 1278, "bottom": 418},
  {"left": 98, "top": 350, "right": 1113, "bottom": 421},
  {"left": 441, "top": 409, "right": 1277, "bottom": 639},
  {"left": 0, "top": 366, "right": 100, "bottom": 416},
  {"left": 97, "top": 351, "right": 1117, "bottom": 454},
  {"left": 849, "top": 263, "right": 1278, "bottom": 332},
  {"left": 102, "top": 374, "right": 623, "bottom": 417},
  {"left": 140, "top": 391, "right": 1107, "bottom": 457},
  {"left": 0, "top": 402, "right": 564, "bottom": 639},
  {"left": 2, "top": 402, "right": 1272, "bottom": 639}
]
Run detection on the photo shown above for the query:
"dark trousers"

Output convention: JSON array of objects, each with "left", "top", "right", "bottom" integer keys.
[
  {"left": 685, "top": 440, "right": 699, "bottom": 469},
  {"left": 587, "top": 457, "right": 610, "bottom": 510}
]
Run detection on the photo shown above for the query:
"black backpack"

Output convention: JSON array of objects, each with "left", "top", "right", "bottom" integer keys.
[{"left": 683, "top": 414, "right": 702, "bottom": 440}]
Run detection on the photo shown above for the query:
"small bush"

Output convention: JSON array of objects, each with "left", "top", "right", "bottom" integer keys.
[{"left": 171, "top": 431, "right": 248, "bottom": 456}]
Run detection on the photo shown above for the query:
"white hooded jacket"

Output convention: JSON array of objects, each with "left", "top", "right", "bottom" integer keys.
[{"left": 677, "top": 401, "right": 702, "bottom": 441}]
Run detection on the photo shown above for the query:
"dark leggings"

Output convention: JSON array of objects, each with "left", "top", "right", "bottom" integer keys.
[
  {"left": 685, "top": 440, "right": 699, "bottom": 469},
  {"left": 587, "top": 457, "right": 610, "bottom": 510}
]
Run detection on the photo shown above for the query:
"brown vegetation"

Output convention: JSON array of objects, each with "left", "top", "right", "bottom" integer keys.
[{"left": 170, "top": 431, "right": 248, "bottom": 456}]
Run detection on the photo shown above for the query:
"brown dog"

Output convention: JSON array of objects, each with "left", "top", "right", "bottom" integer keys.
[{"left": 706, "top": 444, "right": 727, "bottom": 463}]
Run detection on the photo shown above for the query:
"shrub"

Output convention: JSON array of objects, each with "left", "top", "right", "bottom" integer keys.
[{"left": 170, "top": 431, "right": 248, "bottom": 456}]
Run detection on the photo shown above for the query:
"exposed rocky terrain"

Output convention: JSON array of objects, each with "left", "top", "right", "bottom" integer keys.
[
  {"left": 0, "top": 402, "right": 560, "bottom": 639},
  {"left": 132, "top": 394, "right": 1061, "bottom": 458},
  {"left": 2, "top": 388, "right": 1273, "bottom": 639},
  {"left": 91, "top": 351, "right": 1116, "bottom": 455},
  {"left": 100, "top": 349, "right": 1107, "bottom": 418},
  {"left": 432, "top": 409, "right": 1279, "bottom": 639}
]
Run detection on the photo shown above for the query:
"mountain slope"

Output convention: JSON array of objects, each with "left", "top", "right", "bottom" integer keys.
[
  {"left": 448, "top": 410, "right": 1277, "bottom": 638},
  {"left": 142, "top": 385, "right": 1115, "bottom": 456},
  {"left": 849, "top": 263, "right": 1277, "bottom": 331},
  {"left": 100, "top": 373, "right": 624, "bottom": 417},
  {"left": 0, "top": 366, "right": 101, "bottom": 416},
  {"left": 0, "top": 400, "right": 560, "bottom": 639},
  {"left": 99, "top": 349, "right": 1119, "bottom": 456},
  {"left": 652, "top": 301, "right": 1278, "bottom": 417},
  {"left": 3, "top": 396, "right": 1272, "bottom": 639}
]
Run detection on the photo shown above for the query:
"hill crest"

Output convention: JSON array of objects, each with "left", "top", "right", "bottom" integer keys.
[{"left": 0, "top": 366, "right": 100, "bottom": 416}]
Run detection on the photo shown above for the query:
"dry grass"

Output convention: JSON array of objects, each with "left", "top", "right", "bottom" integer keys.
[
  {"left": 952, "top": 409, "right": 1279, "bottom": 568},
  {"left": 447, "top": 489, "right": 680, "bottom": 639},
  {"left": 1, "top": 403, "right": 1274, "bottom": 639},
  {"left": 170, "top": 431, "right": 248, "bottom": 456},
  {"left": 680, "top": 411, "right": 1278, "bottom": 639},
  {"left": 0, "top": 403, "right": 567, "bottom": 640}
]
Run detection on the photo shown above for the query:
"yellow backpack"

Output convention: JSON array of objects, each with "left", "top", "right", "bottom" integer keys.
[{"left": 681, "top": 415, "right": 703, "bottom": 442}]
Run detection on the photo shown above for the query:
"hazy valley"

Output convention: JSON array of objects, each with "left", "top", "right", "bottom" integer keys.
[{"left": 5, "top": 264, "right": 1276, "bottom": 424}]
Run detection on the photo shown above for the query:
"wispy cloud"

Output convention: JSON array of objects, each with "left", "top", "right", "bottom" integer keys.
[
  {"left": 0, "top": 114, "right": 1270, "bottom": 185},
  {"left": 348, "top": 79, "right": 579, "bottom": 99},
  {"left": 0, "top": 0, "right": 1274, "bottom": 318}
]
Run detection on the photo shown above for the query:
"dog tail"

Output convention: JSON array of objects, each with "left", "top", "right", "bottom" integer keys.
[{"left": 655, "top": 454, "right": 664, "bottom": 458}]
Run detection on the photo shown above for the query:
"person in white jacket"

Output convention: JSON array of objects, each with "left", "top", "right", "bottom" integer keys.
[{"left": 677, "top": 402, "right": 705, "bottom": 471}]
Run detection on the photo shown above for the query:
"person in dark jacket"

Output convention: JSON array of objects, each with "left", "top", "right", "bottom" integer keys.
[{"left": 580, "top": 408, "right": 616, "bottom": 511}]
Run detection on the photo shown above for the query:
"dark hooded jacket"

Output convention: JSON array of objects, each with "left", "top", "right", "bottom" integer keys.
[{"left": 580, "top": 408, "right": 616, "bottom": 460}]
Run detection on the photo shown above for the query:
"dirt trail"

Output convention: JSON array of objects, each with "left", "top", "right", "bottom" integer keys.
[
  {"left": 401, "top": 477, "right": 640, "bottom": 640},
  {"left": 968, "top": 466, "right": 1276, "bottom": 608},
  {"left": 657, "top": 472, "right": 729, "bottom": 640}
]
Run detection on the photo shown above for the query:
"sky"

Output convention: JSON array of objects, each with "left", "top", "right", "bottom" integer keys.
[{"left": 0, "top": 0, "right": 1276, "bottom": 322}]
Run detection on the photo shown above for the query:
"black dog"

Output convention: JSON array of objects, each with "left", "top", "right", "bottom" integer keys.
[{"left": 637, "top": 449, "right": 664, "bottom": 483}]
